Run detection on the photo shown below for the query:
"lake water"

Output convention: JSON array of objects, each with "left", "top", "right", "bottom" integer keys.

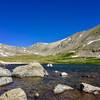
[{"left": 0, "top": 64, "right": 100, "bottom": 100}]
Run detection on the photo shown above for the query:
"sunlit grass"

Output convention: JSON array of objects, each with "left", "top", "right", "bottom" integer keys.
[{"left": 0, "top": 53, "right": 100, "bottom": 64}]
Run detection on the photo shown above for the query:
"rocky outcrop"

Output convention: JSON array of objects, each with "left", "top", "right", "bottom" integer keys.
[
  {"left": 12, "top": 62, "right": 48, "bottom": 78},
  {"left": 0, "top": 67, "right": 11, "bottom": 77},
  {"left": 80, "top": 83, "right": 100, "bottom": 95},
  {"left": 0, "top": 88, "right": 27, "bottom": 100},
  {"left": 0, "top": 77, "right": 13, "bottom": 86},
  {"left": 53, "top": 84, "right": 73, "bottom": 94}
]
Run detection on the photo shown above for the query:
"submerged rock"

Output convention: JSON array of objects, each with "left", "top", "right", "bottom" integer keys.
[
  {"left": 0, "top": 77, "right": 13, "bottom": 86},
  {"left": 0, "top": 88, "right": 27, "bottom": 100},
  {"left": 80, "top": 83, "right": 100, "bottom": 95},
  {"left": 12, "top": 62, "right": 48, "bottom": 78},
  {"left": 60, "top": 72, "right": 68, "bottom": 77},
  {"left": 0, "top": 67, "right": 11, "bottom": 77},
  {"left": 53, "top": 84, "right": 73, "bottom": 94}
]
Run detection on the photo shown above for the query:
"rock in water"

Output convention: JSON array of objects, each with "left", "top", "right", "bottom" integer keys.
[
  {"left": 53, "top": 84, "right": 73, "bottom": 94},
  {"left": 47, "top": 64, "right": 53, "bottom": 67},
  {"left": 55, "top": 70, "right": 59, "bottom": 73},
  {"left": 60, "top": 72, "right": 68, "bottom": 77},
  {"left": 0, "top": 88, "right": 27, "bottom": 100},
  {"left": 12, "top": 62, "right": 48, "bottom": 77},
  {"left": 0, "top": 67, "right": 11, "bottom": 77},
  {"left": 34, "top": 92, "right": 40, "bottom": 98},
  {"left": 0, "top": 77, "right": 13, "bottom": 86},
  {"left": 80, "top": 83, "right": 100, "bottom": 94}
]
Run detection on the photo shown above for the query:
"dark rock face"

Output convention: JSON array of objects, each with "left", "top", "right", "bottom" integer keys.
[{"left": 80, "top": 83, "right": 84, "bottom": 91}]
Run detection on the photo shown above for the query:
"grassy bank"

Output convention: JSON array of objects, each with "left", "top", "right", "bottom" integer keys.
[{"left": 0, "top": 54, "right": 100, "bottom": 64}]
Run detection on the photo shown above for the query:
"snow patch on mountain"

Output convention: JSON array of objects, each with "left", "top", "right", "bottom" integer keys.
[{"left": 87, "top": 39, "right": 100, "bottom": 45}]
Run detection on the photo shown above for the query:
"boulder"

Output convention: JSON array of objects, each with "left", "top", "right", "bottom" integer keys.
[
  {"left": 0, "top": 67, "right": 11, "bottom": 77},
  {"left": 0, "top": 77, "right": 13, "bottom": 86},
  {"left": 12, "top": 62, "right": 48, "bottom": 77},
  {"left": 60, "top": 72, "right": 68, "bottom": 77},
  {"left": 0, "top": 88, "right": 27, "bottom": 100},
  {"left": 53, "top": 84, "right": 73, "bottom": 94},
  {"left": 80, "top": 83, "right": 100, "bottom": 95}
]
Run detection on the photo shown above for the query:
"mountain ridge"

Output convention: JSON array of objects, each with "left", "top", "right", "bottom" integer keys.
[{"left": 0, "top": 25, "right": 100, "bottom": 58}]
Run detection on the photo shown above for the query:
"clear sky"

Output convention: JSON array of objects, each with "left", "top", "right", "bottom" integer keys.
[{"left": 0, "top": 0, "right": 100, "bottom": 46}]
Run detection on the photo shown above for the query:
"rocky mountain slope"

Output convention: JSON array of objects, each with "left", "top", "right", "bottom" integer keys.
[
  {"left": 0, "top": 25, "right": 100, "bottom": 58},
  {"left": 0, "top": 44, "right": 27, "bottom": 57}
]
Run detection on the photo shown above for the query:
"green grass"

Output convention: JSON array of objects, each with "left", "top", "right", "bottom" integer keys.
[
  {"left": 0, "top": 53, "right": 100, "bottom": 64},
  {"left": 52, "top": 57, "right": 100, "bottom": 64},
  {"left": 0, "top": 54, "right": 55, "bottom": 64}
]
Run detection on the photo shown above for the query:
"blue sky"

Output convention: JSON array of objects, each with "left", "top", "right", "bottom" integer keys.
[{"left": 0, "top": 0, "right": 100, "bottom": 46}]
